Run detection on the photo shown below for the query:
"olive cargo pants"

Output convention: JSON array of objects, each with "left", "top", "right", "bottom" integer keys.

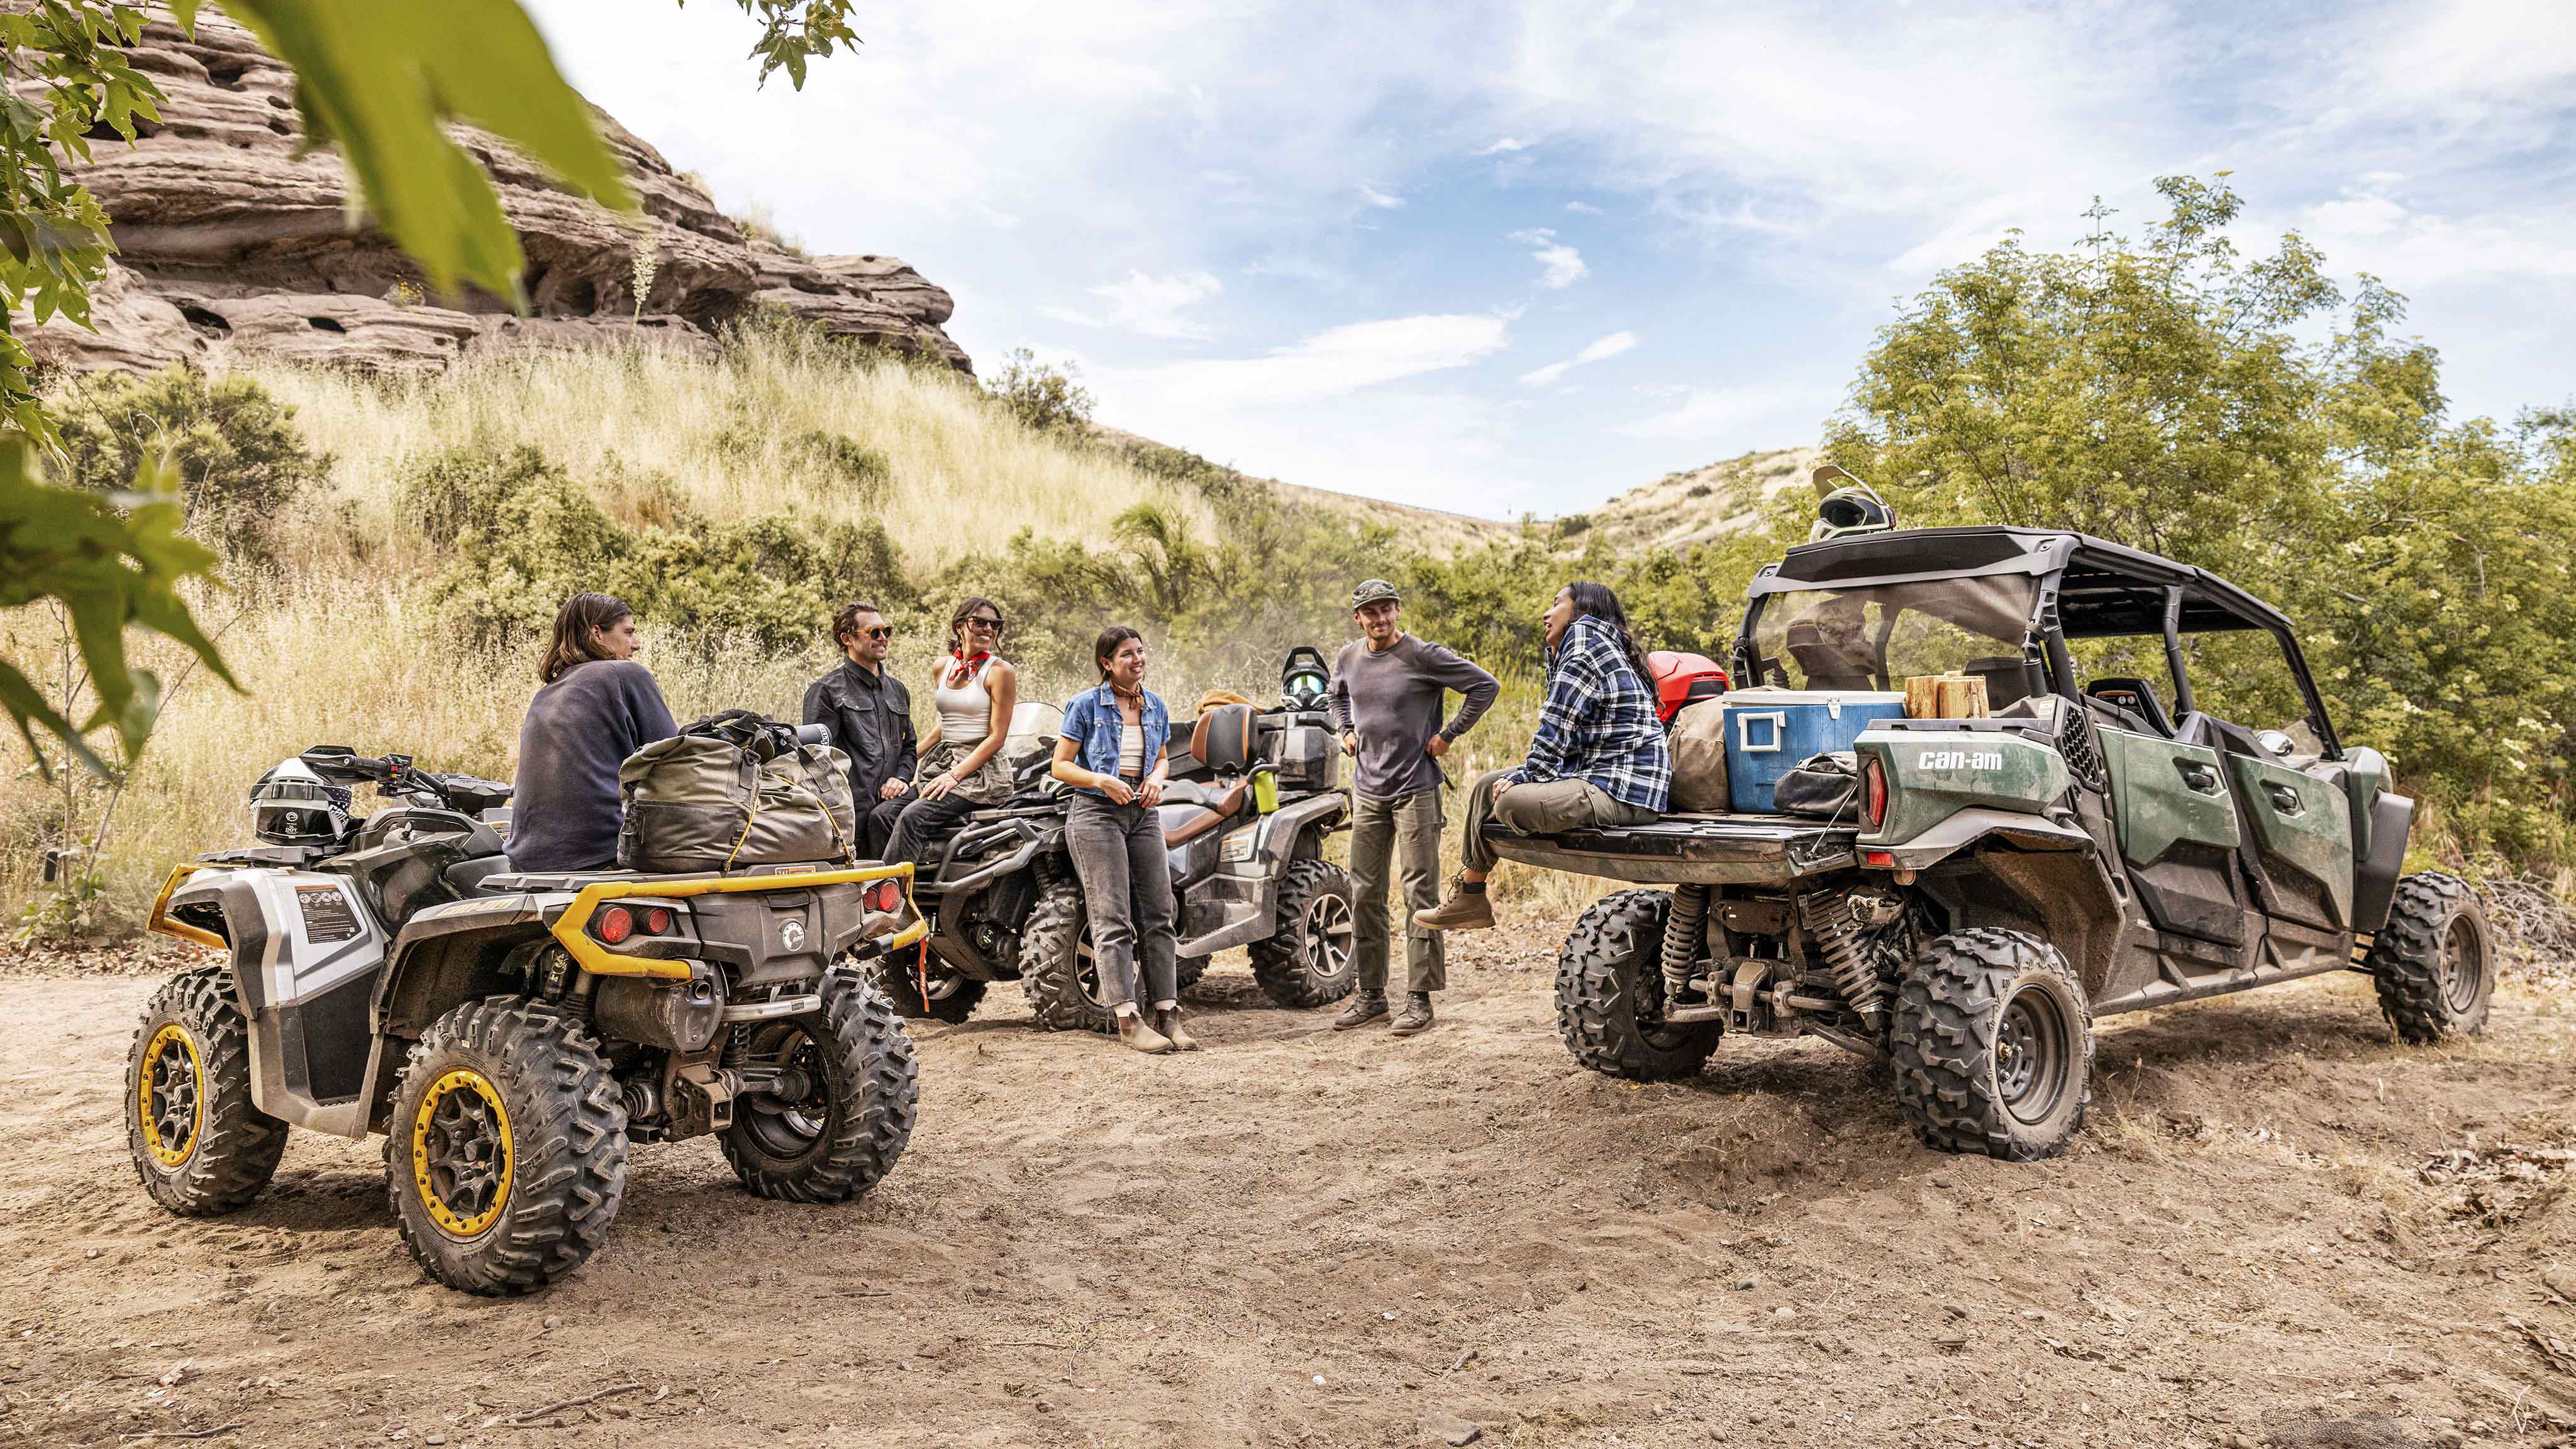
[
  {"left": 1461, "top": 769, "right": 1657, "bottom": 874},
  {"left": 1349, "top": 787, "right": 1445, "bottom": 995}
]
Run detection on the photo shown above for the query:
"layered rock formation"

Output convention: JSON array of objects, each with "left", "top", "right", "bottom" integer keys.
[{"left": 26, "top": 9, "right": 969, "bottom": 376}]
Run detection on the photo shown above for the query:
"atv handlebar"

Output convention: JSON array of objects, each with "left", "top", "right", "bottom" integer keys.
[{"left": 299, "top": 745, "right": 511, "bottom": 814}]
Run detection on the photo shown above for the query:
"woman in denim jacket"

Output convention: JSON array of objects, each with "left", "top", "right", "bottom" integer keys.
[{"left": 1049, "top": 625, "right": 1191, "bottom": 1055}]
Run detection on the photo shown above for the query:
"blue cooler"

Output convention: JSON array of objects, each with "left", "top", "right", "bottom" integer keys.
[{"left": 1722, "top": 691, "right": 1907, "bottom": 811}]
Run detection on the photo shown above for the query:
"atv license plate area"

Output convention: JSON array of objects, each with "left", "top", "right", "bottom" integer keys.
[{"left": 689, "top": 885, "right": 862, "bottom": 989}]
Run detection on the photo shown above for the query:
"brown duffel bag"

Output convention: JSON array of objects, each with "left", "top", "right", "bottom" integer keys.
[
  {"left": 1667, "top": 699, "right": 1731, "bottom": 813},
  {"left": 618, "top": 710, "right": 859, "bottom": 874}
]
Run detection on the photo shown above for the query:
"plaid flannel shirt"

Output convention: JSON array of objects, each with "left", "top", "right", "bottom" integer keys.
[{"left": 1509, "top": 615, "right": 1672, "bottom": 812}]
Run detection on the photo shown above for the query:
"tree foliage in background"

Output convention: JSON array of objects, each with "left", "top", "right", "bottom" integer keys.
[
  {"left": 53, "top": 367, "right": 328, "bottom": 566},
  {"left": 1825, "top": 176, "right": 2576, "bottom": 866},
  {"left": 984, "top": 348, "right": 1096, "bottom": 433},
  {"left": 0, "top": 0, "right": 861, "bottom": 775}
]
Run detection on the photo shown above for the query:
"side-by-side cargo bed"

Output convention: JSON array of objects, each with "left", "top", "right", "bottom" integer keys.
[{"left": 1480, "top": 812, "right": 1860, "bottom": 886}]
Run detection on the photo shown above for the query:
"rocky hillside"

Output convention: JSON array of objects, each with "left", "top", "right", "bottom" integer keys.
[
  {"left": 1567, "top": 445, "right": 1821, "bottom": 553},
  {"left": 23, "top": 8, "right": 967, "bottom": 377}
]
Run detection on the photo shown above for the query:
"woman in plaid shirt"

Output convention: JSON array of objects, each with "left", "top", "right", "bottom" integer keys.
[{"left": 1417, "top": 582, "right": 1671, "bottom": 932}]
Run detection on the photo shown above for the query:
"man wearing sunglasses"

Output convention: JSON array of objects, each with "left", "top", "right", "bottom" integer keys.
[{"left": 803, "top": 600, "right": 920, "bottom": 857}]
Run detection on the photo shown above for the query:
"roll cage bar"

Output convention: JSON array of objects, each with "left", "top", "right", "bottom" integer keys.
[{"left": 1732, "top": 526, "right": 2343, "bottom": 758}]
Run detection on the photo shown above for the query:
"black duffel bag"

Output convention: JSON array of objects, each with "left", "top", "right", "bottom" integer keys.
[
  {"left": 618, "top": 709, "right": 860, "bottom": 873},
  {"left": 1773, "top": 750, "right": 1861, "bottom": 819}
]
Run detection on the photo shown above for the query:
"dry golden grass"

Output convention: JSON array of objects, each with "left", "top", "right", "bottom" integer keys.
[{"left": 247, "top": 324, "right": 1207, "bottom": 580}]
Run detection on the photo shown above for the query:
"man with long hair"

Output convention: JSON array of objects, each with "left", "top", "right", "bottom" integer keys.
[
  {"left": 1417, "top": 582, "right": 1670, "bottom": 932},
  {"left": 803, "top": 599, "right": 918, "bottom": 858},
  {"left": 508, "top": 592, "right": 677, "bottom": 873}
]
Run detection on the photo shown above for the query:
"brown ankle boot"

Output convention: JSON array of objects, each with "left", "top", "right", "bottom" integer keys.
[
  {"left": 1116, "top": 1010, "right": 1173, "bottom": 1055},
  {"left": 1155, "top": 1006, "right": 1199, "bottom": 1052}
]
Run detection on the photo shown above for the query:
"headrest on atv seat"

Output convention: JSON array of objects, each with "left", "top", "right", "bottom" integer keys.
[{"left": 1192, "top": 703, "right": 1255, "bottom": 775}]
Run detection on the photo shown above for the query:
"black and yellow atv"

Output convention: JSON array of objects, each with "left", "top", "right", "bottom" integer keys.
[{"left": 128, "top": 744, "right": 926, "bottom": 1294}]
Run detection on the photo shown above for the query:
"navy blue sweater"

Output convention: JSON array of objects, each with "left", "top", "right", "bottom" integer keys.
[{"left": 506, "top": 659, "right": 677, "bottom": 872}]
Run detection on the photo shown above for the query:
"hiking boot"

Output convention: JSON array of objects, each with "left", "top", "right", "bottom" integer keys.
[
  {"left": 1389, "top": 992, "right": 1436, "bottom": 1036},
  {"left": 1413, "top": 881, "right": 1495, "bottom": 932},
  {"left": 1332, "top": 989, "right": 1391, "bottom": 1031},
  {"left": 1155, "top": 1006, "right": 1199, "bottom": 1052},
  {"left": 1116, "top": 1011, "right": 1174, "bottom": 1055}
]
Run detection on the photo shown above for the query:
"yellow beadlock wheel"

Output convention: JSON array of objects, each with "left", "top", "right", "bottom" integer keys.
[
  {"left": 137, "top": 1022, "right": 203, "bottom": 1167},
  {"left": 409, "top": 1067, "right": 514, "bottom": 1239}
]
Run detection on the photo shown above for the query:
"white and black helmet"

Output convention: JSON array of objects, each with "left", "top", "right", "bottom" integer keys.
[{"left": 250, "top": 758, "right": 353, "bottom": 845}]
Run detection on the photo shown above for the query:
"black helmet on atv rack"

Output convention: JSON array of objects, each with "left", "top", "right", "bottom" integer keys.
[
  {"left": 250, "top": 758, "right": 353, "bottom": 845},
  {"left": 1280, "top": 645, "right": 1331, "bottom": 713}
]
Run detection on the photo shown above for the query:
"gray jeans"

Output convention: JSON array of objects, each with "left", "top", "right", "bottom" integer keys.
[
  {"left": 1065, "top": 791, "right": 1179, "bottom": 1010},
  {"left": 1350, "top": 787, "right": 1445, "bottom": 994},
  {"left": 1462, "top": 768, "right": 1658, "bottom": 873}
]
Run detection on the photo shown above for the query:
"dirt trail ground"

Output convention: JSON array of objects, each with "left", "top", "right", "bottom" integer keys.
[{"left": 4, "top": 924, "right": 2573, "bottom": 1449}]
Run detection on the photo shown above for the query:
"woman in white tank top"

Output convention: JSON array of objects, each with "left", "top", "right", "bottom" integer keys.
[{"left": 884, "top": 596, "right": 1019, "bottom": 865}]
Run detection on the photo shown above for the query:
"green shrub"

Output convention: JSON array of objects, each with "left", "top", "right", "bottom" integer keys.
[
  {"left": 419, "top": 445, "right": 916, "bottom": 656},
  {"left": 52, "top": 367, "right": 330, "bottom": 564},
  {"left": 984, "top": 348, "right": 1094, "bottom": 433}
]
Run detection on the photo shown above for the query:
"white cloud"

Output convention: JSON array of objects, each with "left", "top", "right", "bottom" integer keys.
[
  {"left": 1125, "top": 314, "right": 1509, "bottom": 410},
  {"left": 1617, "top": 382, "right": 1838, "bottom": 444},
  {"left": 1519, "top": 329, "right": 1637, "bottom": 387},
  {"left": 1475, "top": 137, "right": 1530, "bottom": 155},
  {"left": 2296, "top": 184, "right": 2576, "bottom": 287},
  {"left": 1510, "top": 226, "right": 1589, "bottom": 289},
  {"left": 1040, "top": 269, "right": 1224, "bottom": 339},
  {"left": 1564, "top": 201, "right": 1603, "bottom": 215},
  {"left": 1358, "top": 183, "right": 1407, "bottom": 209}
]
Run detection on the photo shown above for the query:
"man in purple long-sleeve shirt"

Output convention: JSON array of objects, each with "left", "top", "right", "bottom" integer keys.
[{"left": 1325, "top": 578, "right": 1499, "bottom": 1036}]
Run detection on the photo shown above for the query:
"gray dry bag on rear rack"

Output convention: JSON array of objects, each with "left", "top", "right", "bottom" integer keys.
[{"left": 618, "top": 710, "right": 860, "bottom": 873}]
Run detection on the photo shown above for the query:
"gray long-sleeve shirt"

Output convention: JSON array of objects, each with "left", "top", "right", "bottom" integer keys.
[
  {"left": 508, "top": 658, "right": 677, "bottom": 872},
  {"left": 1328, "top": 634, "right": 1500, "bottom": 802}
]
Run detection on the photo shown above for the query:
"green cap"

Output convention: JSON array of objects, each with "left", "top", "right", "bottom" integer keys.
[{"left": 1349, "top": 578, "right": 1400, "bottom": 610}]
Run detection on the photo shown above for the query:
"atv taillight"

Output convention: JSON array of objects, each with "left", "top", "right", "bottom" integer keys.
[
  {"left": 594, "top": 906, "right": 635, "bottom": 945},
  {"left": 643, "top": 906, "right": 674, "bottom": 935},
  {"left": 868, "top": 879, "right": 902, "bottom": 913},
  {"left": 1861, "top": 756, "right": 1889, "bottom": 831}
]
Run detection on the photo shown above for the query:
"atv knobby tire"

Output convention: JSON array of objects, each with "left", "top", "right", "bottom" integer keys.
[
  {"left": 1554, "top": 889, "right": 1723, "bottom": 1082},
  {"left": 387, "top": 997, "right": 627, "bottom": 1296},
  {"left": 722, "top": 970, "right": 919, "bottom": 1202},
  {"left": 866, "top": 953, "right": 987, "bottom": 1024},
  {"left": 1175, "top": 955, "right": 1208, "bottom": 994},
  {"left": 1250, "top": 858, "right": 1359, "bottom": 1008},
  {"left": 1021, "top": 875, "right": 1115, "bottom": 1033},
  {"left": 127, "top": 967, "right": 287, "bottom": 1216},
  {"left": 2366, "top": 872, "right": 2494, "bottom": 1044},
  {"left": 1890, "top": 929, "right": 2092, "bottom": 1162}
]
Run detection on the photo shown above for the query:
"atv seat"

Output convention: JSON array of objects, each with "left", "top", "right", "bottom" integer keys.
[
  {"left": 2085, "top": 677, "right": 2175, "bottom": 736},
  {"left": 1159, "top": 706, "right": 1257, "bottom": 847}
]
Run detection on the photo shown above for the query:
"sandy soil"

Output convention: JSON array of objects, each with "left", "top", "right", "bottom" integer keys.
[{"left": 3, "top": 925, "right": 2573, "bottom": 1449}]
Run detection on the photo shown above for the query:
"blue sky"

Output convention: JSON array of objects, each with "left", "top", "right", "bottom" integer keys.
[{"left": 526, "top": 0, "right": 2576, "bottom": 519}]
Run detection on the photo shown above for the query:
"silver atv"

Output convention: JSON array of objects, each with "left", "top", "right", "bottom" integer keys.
[{"left": 128, "top": 743, "right": 926, "bottom": 1295}]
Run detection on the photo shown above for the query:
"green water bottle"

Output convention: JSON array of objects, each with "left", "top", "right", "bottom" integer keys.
[{"left": 1252, "top": 769, "right": 1279, "bottom": 814}]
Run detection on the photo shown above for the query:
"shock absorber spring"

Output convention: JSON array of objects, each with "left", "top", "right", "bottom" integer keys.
[
  {"left": 1798, "top": 891, "right": 1887, "bottom": 1031},
  {"left": 1663, "top": 884, "right": 1709, "bottom": 1002}
]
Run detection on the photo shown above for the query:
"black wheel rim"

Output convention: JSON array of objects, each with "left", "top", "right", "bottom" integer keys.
[
  {"left": 920, "top": 969, "right": 966, "bottom": 1004},
  {"left": 1074, "top": 931, "right": 1114, "bottom": 1013},
  {"left": 1994, "top": 985, "right": 2073, "bottom": 1127},
  {"left": 413, "top": 1070, "right": 512, "bottom": 1238},
  {"left": 2440, "top": 915, "right": 2484, "bottom": 1014},
  {"left": 1301, "top": 893, "right": 1355, "bottom": 984},
  {"left": 737, "top": 1023, "right": 833, "bottom": 1157},
  {"left": 140, "top": 1024, "right": 199, "bottom": 1166},
  {"left": 1632, "top": 955, "right": 1698, "bottom": 1050}
]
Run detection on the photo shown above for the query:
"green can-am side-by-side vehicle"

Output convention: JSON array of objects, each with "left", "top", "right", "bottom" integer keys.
[
  {"left": 128, "top": 743, "right": 928, "bottom": 1295},
  {"left": 1488, "top": 514, "right": 2496, "bottom": 1162}
]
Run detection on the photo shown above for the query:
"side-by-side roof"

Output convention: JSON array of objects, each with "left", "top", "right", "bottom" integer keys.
[{"left": 1761, "top": 526, "right": 2295, "bottom": 638}]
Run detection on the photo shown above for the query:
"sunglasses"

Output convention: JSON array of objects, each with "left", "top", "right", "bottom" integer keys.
[
  {"left": 860, "top": 626, "right": 892, "bottom": 640},
  {"left": 965, "top": 616, "right": 1005, "bottom": 631}
]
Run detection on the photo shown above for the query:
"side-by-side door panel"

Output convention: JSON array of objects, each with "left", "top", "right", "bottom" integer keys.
[
  {"left": 2098, "top": 728, "right": 2247, "bottom": 946},
  {"left": 2226, "top": 753, "right": 2354, "bottom": 930}
]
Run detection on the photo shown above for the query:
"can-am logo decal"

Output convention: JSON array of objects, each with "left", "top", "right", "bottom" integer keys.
[
  {"left": 1918, "top": 749, "right": 2004, "bottom": 771},
  {"left": 780, "top": 919, "right": 807, "bottom": 951}
]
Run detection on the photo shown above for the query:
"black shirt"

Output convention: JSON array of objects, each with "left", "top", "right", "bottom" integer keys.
[{"left": 802, "top": 658, "right": 918, "bottom": 799}]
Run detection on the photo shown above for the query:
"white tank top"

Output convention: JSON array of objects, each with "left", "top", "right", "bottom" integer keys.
[{"left": 935, "top": 657, "right": 994, "bottom": 745}]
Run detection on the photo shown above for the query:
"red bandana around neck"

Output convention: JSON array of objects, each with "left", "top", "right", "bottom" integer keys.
[{"left": 947, "top": 650, "right": 990, "bottom": 688}]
